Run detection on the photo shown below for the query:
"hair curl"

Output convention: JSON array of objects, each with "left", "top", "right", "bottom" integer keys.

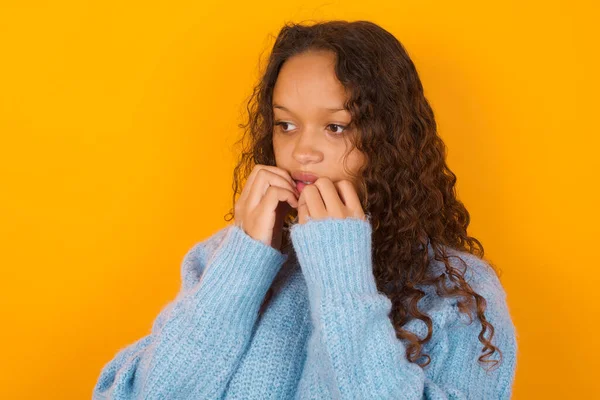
[{"left": 224, "top": 19, "right": 503, "bottom": 372}]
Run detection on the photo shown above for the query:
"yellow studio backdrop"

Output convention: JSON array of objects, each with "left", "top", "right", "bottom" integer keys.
[{"left": 1, "top": 1, "right": 597, "bottom": 398}]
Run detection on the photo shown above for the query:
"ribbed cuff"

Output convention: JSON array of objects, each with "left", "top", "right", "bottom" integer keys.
[
  {"left": 290, "top": 217, "right": 378, "bottom": 298},
  {"left": 191, "top": 225, "right": 288, "bottom": 324}
]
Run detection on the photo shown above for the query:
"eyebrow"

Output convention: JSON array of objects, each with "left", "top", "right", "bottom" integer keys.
[{"left": 273, "top": 103, "right": 348, "bottom": 113}]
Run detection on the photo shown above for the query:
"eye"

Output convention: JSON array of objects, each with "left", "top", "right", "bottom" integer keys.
[
  {"left": 327, "top": 123, "right": 347, "bottom": 135},
  {"left": 274, "top": 121, "right": 348, "bottom": 135},
  {"left": 274, "top": 121, "right": 296, "bottom": 133}
]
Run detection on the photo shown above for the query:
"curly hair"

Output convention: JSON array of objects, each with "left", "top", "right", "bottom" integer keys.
[{"left": 224, "top": 19, "right": 503, "bottom": 372}]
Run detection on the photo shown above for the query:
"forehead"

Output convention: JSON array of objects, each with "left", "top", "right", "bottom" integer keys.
[{"left": 272, "top": 51, "right": 349, "bottom": 109}]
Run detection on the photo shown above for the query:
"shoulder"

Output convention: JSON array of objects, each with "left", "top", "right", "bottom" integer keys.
[
  {"left": 430, "top": 247, "right": 517, "bottom": 350},
  {"left": 179, "top": 225, "right": 234, "bottom": 291},
  {"left": 432, "top": 246, "right": 512, "bottom": 326},
  {"left": 419, "top": 248, "right": 518, "bottom": 398},
  {"left": 422, "top": 244, "right": 506, "bottom": 303},
  {"left": 406, "top": 246, "right": 515, "bottom": 344},
  {"left": 444, "top": 247, "right": 505, "bottom": 296}
]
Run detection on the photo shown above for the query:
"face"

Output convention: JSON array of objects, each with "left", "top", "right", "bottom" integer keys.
[{"left": 272, "top": 49, "right": 366, "bottom": 196}]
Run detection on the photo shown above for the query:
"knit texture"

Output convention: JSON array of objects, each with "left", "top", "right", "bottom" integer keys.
[{"left": 93, "top": 217, "right": 518, "bottom": 399}]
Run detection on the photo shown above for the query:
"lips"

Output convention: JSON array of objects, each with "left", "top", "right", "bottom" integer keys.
[
  {"left": 291, "top": 171, "right": 319, "bottom": 183},
  {"left": 294, "top": 180, "right": 311, "bottom": 194}
]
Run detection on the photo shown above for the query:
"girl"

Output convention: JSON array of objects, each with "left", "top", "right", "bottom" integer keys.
[{"left": 93, "top": 20, "right": 517, "bottom": 399}]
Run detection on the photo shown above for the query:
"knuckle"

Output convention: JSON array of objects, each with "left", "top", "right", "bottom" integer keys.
[
  {"left": 303, "top": 184, "right": 317, "bottom": 193},
  {"left": 313, "top": 177, "right": 328, "bottom": 188},
  {"left": 251, "top": 164, "right": 263, "bottom": 176}
]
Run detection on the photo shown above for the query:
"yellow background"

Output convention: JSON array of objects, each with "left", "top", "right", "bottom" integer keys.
[{"left": 1, "top": 1, "right": 598, "bottom": 398}]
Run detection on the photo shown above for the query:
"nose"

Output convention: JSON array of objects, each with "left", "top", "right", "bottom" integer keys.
[{"left": 292, "top": 129, "right": 324, "bottom": 164}]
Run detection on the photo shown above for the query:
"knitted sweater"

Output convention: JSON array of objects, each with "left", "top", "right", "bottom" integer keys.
[{"left": 93, "top": 217, "right": 518, "bottom": 399}]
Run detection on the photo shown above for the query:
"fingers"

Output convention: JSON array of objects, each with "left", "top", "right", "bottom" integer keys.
[
  {"left": 256, "top": 185, "right": 299, "bottom": 217},
  {"left": 245, "top": 165, "right": 296, "bottom": 198},
  {"left": 246, "top": 167, "right": 299, "bottom": 211},
  {"left": 297, "top": 195, "right": 308, "bottom": 224},
  {"left": 334, "top": 180, "right": 365, "bottom": 219},
  {"left": 234, "top": 165, "right": 301, "bottom": 248},
  {"left": 299, "top": 184, "right": 327, "bottom": 218},
  {"left": 298, "top": 184, "right": 326, "bottom": 219},
  {"left": 299, "top": 178, "right": 365, "bottom": 222},
  {"left": 311, "top": 178, "right": 345, "bottom": 218}
]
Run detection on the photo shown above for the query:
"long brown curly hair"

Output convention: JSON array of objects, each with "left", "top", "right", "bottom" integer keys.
[{"left": 224, "top": 19, "right": 503, "bottom": 372}]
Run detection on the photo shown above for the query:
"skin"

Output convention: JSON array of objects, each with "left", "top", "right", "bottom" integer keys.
[{"left": 271, "top": 49, "right": 367, "bottom": 238}]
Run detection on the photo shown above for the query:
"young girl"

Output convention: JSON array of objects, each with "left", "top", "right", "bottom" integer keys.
[{"left": 93, "top": 20, "right": 517, "bottom": 399}]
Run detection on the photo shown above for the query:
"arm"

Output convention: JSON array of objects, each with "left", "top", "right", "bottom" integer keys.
[
  {"left": 92, "top": 225, "right": 288, "bottom": 400},
  {"left": 290, "top": 218, "right": 518, "bottom": 400}
]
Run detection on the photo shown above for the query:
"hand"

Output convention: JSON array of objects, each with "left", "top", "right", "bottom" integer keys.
[
  {"left": 234, "top": 165, "right": 300, "bottom": 249},
  {"left": 296, "top": 177, "right": 366, "bottom": 224}
]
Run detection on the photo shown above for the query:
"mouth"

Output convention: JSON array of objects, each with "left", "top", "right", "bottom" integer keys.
[
  {"left": 293, "top": 179, "right": 314, "bottom": 193},
  {"left": 291, "top": 171, "right": 319, "bottom": 182}
]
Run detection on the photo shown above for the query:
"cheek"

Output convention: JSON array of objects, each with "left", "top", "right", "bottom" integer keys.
[
  {"left": 343, "top": 151, "right": 367, "bottom": 195},
  {"left": 272, "top": 136, "right": 284, "bottom": 162},
  {"left": 345, "top": 150, "right": 366, "bottom": 175},
  {"left": 272, "top": 133, "right": 288, "bottom": 152}
]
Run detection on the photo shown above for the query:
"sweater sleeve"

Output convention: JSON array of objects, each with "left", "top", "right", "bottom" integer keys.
[
  {"left": 92, "top": 224, "right": 288, "bottom": 400},
  {"left": 290, "top": 217, "right": 518, "bottom": 400}
]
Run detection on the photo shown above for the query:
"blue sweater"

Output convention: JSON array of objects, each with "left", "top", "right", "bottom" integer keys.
[{"left": 93, "top": 217, "right": 518, "bottom": 399}]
